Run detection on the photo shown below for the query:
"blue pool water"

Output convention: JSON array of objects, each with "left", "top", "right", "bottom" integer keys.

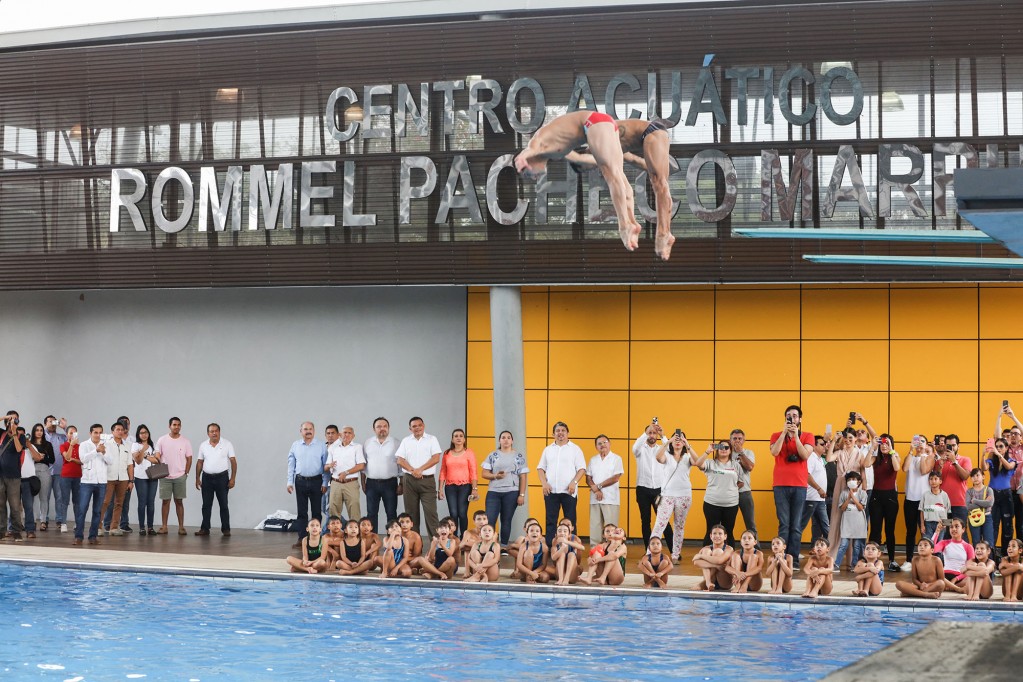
[{"left": 0, "top": 563, "right": 1018, "bottom": 681}]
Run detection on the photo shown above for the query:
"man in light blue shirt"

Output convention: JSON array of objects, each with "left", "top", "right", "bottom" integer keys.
[
  {"left": 43, "top": 415, "right": 68, "bottom": 531},
  {"left": 286, "top": 421, "right": 327, "bottom": 548}
]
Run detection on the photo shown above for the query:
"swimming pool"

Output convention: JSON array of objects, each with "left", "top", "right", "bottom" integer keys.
[{"left": 1, "top": 563, "right": 1018, "bottom": 681}]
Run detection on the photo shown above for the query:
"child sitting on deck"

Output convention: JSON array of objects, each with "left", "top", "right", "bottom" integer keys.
[
  {"left": 895, "top": 538, "right": 945, "bottom": 599},
  {"left": 764, "top": 537, "right": 793, "bottom": 595},
  {"left": 286, "top": 518, "right": 329, "bottom": 574}
]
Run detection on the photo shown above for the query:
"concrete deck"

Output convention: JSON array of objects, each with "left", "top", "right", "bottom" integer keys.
[{"left": 1, "top": 529, "right": 1020, "bottom": 610}]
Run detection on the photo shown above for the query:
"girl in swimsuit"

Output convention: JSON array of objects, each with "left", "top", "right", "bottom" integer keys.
[
  {"left": 852, "top": 541, "right": 884, "bottom": 597},
  {"left": 286, "top": 518, "right": 329, "bottom": 574},
  {"left": 998, "top": 538, "right": 1023, "bottom": 601},
  {"left": 358, "top": 517, "right": 382, "bottom": 570},
  {"left": 802, "top": 538, "right": 835, "bottom": 598},
  {"left": 507, "top": 517, "right": 540, "bottom": 579},
  {"left": 379, "top": 519, "right": 412, "bottom": 578},
  {"left": 516, "top": 522, "right": 550, "bottom": 584},
  {"left": 639, "top": 536, "right": 674, "bottom": 588},
  {"left": 693, "top": 524, "right": 734, "bottom": 591},
  {"left": 413, "top": 516, "right": 459, "bottom": 580},
  {"left": 580, "top": 523, "right": 614, "bottom": 584},
  {"left": 337, "top": 520, "right": 374, "bottom": 576},
  {"left": 548, "top": 522, "right": 585, "bottom": 585},
  {"left": 465, "top": 523, "right": 502, "bottom": 582},
  {"left": 764, "top": 537, "right": 794, "bottom": 594},
  {"left": 582, "top": 525, "right": 626, "bottom": 586},
  {"left": 727, "top": 530, "right": 763, "bottom": 593},
  {"left": 963, "top": 540, "right": 996, "bottom": 601}
]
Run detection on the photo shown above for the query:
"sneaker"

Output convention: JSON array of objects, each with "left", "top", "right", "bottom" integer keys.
[
  {"left": 110, "top": 529, "right": 124, "bottom": 536},
  {"left": 59, "top": 524, "right": 68, "bottom": 533},
  {"left": 122, "top": 527, "right": 133, "bottom": 534},
  {"left": 900, "top": 561, "right": 913, "bottom": 572},
  {"left": 100, "top": 527, "right": 109, "bottom": 536},
  {"left": 888, "top": 561, "right": 900, "bottom": 572}
]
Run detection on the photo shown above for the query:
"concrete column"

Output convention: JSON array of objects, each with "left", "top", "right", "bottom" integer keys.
[{"left": 489, "top": 285, "right": 528, "bottom": 530}]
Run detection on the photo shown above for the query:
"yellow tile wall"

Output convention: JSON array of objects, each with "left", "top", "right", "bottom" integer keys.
[{"left": 465, "top": 285, "right": 1020, "bottom": 540}]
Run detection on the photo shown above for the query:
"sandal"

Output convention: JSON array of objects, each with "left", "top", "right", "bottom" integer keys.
[
  {"left": 156, "top": 527, "right": 168, "bottom": 535},
  {"left": 39, "top": 522, "right": 48, "bottom": 531},
  {"left": 178, "top": 528, "right": 187, "bottom": 535}
]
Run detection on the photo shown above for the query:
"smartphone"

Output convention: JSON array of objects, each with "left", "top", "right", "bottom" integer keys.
[
  {"left": 786, "top": 416, "right": 793, "bottom": 425},
  {"left": 652, "top": 416, "right": 659, "bottom": 425},
  {"left": 714, "top": 443, "right": 729, "bottom": 451},
  {"left": 1004, "top": 400, "right": 1010, "bottom": 410},
  {"left": 825, "top": 423, "right": 833, "bottom": 436},
  {"left": 674, "top": 428, "right": 682, "bottom": 438},
  {"left": 849, "top": 411, "right": 856, "bottom": 424}
]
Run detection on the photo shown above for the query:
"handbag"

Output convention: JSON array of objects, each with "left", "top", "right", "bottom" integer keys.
[
  {"left": 27, "top": 475, "right": 41, "bottom": 496},
  {"left": 968, "top": 487, "right": 989, "bottom": 527},
  {"left": 147, "top": 462, "right": 170, "bottom": 480}
]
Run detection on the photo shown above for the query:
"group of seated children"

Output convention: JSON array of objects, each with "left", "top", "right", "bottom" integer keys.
[{"left": 285, "top": 511, "right": 1023, "bottom": 601}]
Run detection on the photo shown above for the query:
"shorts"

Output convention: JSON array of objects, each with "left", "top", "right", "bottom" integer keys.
[{"left": 159, "top": 475, "right": 187, "bottom": 500}]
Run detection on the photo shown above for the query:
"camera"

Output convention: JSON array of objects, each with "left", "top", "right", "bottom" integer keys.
[{"left": 786, "top": 454, "right": 800, "bottom": 462}]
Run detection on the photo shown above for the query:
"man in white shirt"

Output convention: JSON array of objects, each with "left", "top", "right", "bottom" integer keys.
[
  {"left": 75, "top": 423, "right": 113, "bottom": 545},
  {"left": 537, "top": 421, "right": 587, "bottom": 545},
  {"left": 633, "top": 422, "right": 672, "bottom": 549},
  {"left": 362, "top": 417, "right": 400, "bottom": 532},
  {"left": 325, "top": 425, "right": 365, "bottom": 522},
  {"left": 394, "top": 416, "right": 441, "bottom": 538},
  {"left": 195, "top": 423, "right": 237, "bottom": 537},
  {"left": 800, "top": 435, "right": 831, "bottom": 545},
  {"left": 98, "top": 421, "right": 133, "bottom": 536},
  {"left": 586, "top": 434, "right": 624, "bottom": 545}
]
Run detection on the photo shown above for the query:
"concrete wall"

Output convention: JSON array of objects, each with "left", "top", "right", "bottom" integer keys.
[{"left": 0, "top": 286, "right": 467, "bottom": 530}]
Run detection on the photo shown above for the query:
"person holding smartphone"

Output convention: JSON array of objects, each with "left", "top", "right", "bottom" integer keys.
[
  {"left": 0, "top": 411, "right": 28, "bottom": 541},
  {"left": 769, "top": 405, "right": 814, "bottom": 561}
]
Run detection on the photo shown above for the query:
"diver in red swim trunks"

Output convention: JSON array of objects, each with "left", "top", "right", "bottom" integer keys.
[
  {"left": 514, "top": 110, "right": 642, "bottom": 252},
  {"left": 566, "top": 118, "right": 676, "bottom": 260}
]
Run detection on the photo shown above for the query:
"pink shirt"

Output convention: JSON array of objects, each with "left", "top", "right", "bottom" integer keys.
[
  {"left": 155, "top": 434, "right": 193, "bottom": 479},
  {"left": 440, "top": 449, "right": 477, "bottom": 486},
  {"left": 933, "top": 538, "right": 975, "bottom": 573}
]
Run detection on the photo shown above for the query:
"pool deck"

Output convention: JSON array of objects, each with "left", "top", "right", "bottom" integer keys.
[{"left": 1, "top": 529, "right": 1019, "bottom": 612}]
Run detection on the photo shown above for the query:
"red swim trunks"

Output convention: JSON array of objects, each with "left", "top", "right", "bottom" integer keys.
[{"left": 583, "top": 111, "right": 618, "bottom": 133}]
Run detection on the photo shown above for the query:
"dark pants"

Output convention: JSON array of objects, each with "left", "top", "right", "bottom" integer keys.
[
  {"left": 135, "top": 477, "right": 157, "bottom": 530},
  {"left": 903, "top": 498, "right": 921, "bottom": 562},
  {"left": 774, "top": 485, "right": 807, "bottom": 560},
  {"left": 702, "top": 502, "right": 738, "bottom": 546},
  {"left": 636, "top": 485, "right": 672, "bottom": 549},
  {"left": 60, "top": 477, "right": 81, "bottom": 527},
  {"left": 0, "top": 477, "right": 24, "bottom": 533},
  {"left": 20, "top": 479, "right": 35, "bottom": 532},
  {"left": 993, "top": 488, "right": 1014, "bottom": 556},
  {"left": 800, "top": 499, "right": 830, "bottom": 545},
  {"left": 868, "top": 488, "right": 899, "bottom": 560},
  {"left": 294, "top": 475, "right": 323, "bottom": 540},
  {"left": 486, "top": 490, "right": 519, "bottom": 545},
  {"left": 201, "top": 471, "right": 231, "bottom": 532},
  {"left": 737, "top": 490, "right": 757, "bottom": 537},
  {"left": 76, "top": 482, "right": 106, "bottom": 540},
  {"left": 1015, "top": 494, "right": 1023, "bottom": 544},
  {"left": 444, "top": 483, "right": 472, "bottom": 536},
  {"left": 544, "top": 492, "right": 577, "bottom": 545},
  {"left": 365, "top": 477, "right": 399, "bottom": 533}
]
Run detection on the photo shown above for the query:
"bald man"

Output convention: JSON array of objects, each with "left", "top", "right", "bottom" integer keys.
[
  {"left": 286, "top": 421, "right": 328, "bottom": 547},
  {"left": 515, "top": 110, "right": 642, "bottom": 252},
  {"left": 566, "top": 118, "right": 676, "bottom": 260}
]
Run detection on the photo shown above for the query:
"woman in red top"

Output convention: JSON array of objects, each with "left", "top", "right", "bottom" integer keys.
[
  {"left": 58, "top": 426, "right": 84, "bottom": 533},
  {"left": 438, "top": 429, "right": 477, "bottom": 537},
  {"left": 867, "top": 434, "right": 902, "bottom": 572}
]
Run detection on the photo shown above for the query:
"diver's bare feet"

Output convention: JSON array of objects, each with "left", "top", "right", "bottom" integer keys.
[
  {"left": 618, "top": 222, "right": 641, "bottom": 251},
  {"left": 655, "top": 232, "right": 676, "bottom": 260}
]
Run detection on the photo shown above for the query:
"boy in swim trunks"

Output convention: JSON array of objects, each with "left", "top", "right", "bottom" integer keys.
[
  {"left": 398, "top": 512, "right": 424, "bottom": 571},
  {"left": 852, "top": 541, "right": 884, "bottom": 597},
  {"left": 286, "top": 518, "right": 329, "bottom": 574},
  {"left": 639, "top": 535, "right": 674, "bottom": 588},
  {"left": 379, "top": 519, "right": 412, "bottom": 578},
  {"left": 896, "top": 537, "right": 945, "bottom": 598},
  {"left": 514, "top": 110, "right": 642, "bottom": 253},
  {"left": 322, "top": 515, "right": 345, "bottom": 569},
  {"left": 564, "top": 117, "right": 677, "bottom": 260},
  {"left": 412, "top": 515, "right": 459, "bottom": 580}
]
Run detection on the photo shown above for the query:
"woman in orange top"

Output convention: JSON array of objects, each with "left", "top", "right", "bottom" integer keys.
[{"left": 438, "top": 428, "right": 478, "bottom": 537}]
